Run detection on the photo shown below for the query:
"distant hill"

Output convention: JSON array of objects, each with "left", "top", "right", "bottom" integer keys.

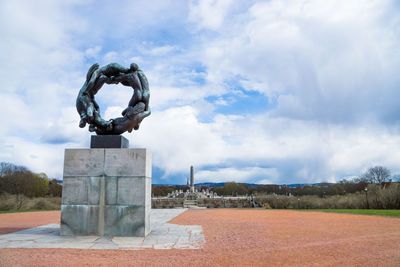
[
  {"left": 58, "top": 181, "right": 333, "bottom": 187},
  {"left": 153, "top": 182, "right": 335, "bottom": 188},
  {"left": 194, "top": 182, "right": 225, "bottom": 188},
  {"left": 152, "top": 184, "right": 188, "bottom": 187}
]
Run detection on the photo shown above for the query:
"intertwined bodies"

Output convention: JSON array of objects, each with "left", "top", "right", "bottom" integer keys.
[{"left": 76, "top": 63, "right": 151, "bottom": 135}]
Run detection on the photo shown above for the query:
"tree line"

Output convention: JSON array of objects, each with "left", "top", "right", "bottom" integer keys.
[
  {"left": 1, "top": 161, "right": 397, "bottom": 200},
  {"left": 153, "top": 166, "right": 398, "bottom": 197},
  {"left": 0, "top": 162, "right": 62, "bottom": 197},
  {"left": 218, "top": 166, "right": 397, "bottom": 197}
]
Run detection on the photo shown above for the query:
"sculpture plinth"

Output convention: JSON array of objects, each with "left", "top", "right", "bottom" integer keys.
[
  {"left": 60, "top": 148, "right": 151, "bottom": 237},
  {"left": 90, "top": 135, "right": 129, "bottom": 148}
]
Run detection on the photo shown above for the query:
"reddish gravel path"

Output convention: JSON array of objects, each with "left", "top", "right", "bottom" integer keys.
[
  {"left": 0, "top": 211, "right": 60, "bottom": 235},
  {"left": 1, "top": 209, "right": 400, "bottom": 266}
]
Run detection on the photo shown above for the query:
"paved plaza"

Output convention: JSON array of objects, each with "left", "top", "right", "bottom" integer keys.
[
  {"left": 1, "top": 209, "right": 399, "bottom": 266},
  {"left": 0, "top": 209, "right": 205, "bottom": 250}
]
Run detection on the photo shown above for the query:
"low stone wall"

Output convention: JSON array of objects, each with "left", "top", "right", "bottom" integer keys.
[
  {"left": 152, "top": 198, "right": 184, "bottom": 209},
  {"left": 152, "top": 197, "right": 253, "bottom": 209},
  {"left": 197, "top": 198, "right": 252, "bottom": 208}
]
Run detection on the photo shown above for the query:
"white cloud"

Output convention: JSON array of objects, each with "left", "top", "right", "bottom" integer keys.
[
  {"left": 133, "top": 105, "right": 227, "bottom": 176},
  {"left": 188, "top": 0, "right": 241, "bottom": 31},
  {"left": 146, "top": 45, "right": 179, "bottom": 56},
  {"left": 1, "top": 0, "right": 400, "bottom": 185},
  {"left": 196, "top": 167, "right": 279, "bottom": 183},
  {"left": 133, "top": 107, "right": 400, "bottom": 183},
  {"left": 130, "top": 56, "right": 143, "bottom": 64},
  {"left": 0, "top": 136, "right": 67, "bottom": 178},
  {"left": 215, "top": 97, "right": 229, "bottom": 106},
  {"left": 41, "top": 107, "right": 87, "bottom": 145},
  {"left": 103, "top": 51, "right": 118, "bottom": 62},
  {"left": 104, "top": 106, "right": 125, "bottom": 121},
  {"left": 0, "top": 93, "right": 34, "bottom": 136},
  {"left": 85, "top": 46, "right": 102, "bottom": 58},
  {"left": 191, "top": 0, "right": 400, "bottom": 123}
]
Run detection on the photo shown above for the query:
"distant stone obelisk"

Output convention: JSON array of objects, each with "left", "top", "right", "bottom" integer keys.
[{"left": 190, "top": 165, "right": 194, "bottom": 193}]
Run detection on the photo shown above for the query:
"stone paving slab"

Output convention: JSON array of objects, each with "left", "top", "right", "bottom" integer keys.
[{"left": 0, "top": 209, "right": 205, "bottom": 250}]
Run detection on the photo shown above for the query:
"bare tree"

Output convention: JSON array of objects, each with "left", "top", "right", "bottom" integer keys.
[
  {"left": 0, "top": 162, "right": 13, "bottom": 177},
  {"left": 15, "top": 194, "right": 27, "bottom": 210},
  {"left": 361, "top": 166, "right": 391, "bottom": 184},
  {"left": 0, "top": 162, "right": 29, "bottom": 176}
]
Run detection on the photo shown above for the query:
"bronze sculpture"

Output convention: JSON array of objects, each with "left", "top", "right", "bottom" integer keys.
[{"left": 76, "top": 63, "right": 151, "bottom": 135}]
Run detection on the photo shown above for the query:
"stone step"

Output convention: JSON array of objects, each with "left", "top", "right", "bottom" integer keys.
[
  {"left": 183, "top": 199, "right": 198, "bottom": 208},
  {"left": 186, "top": 205, "right": 206, "bottom": 210}
]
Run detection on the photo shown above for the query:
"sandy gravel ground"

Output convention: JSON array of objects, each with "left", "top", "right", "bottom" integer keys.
[
  {"left": 1, "top": 209, "right": 399, "bottom": 266},
  {"left": 0, "top": 211, "right": 60, "bottom": 235}
]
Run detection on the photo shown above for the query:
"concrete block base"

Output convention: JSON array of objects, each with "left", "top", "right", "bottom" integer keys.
[{"left": 60, "top": 148, "right": 151, "bottom": 237}]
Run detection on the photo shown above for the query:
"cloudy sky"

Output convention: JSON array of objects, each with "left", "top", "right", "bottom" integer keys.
[{"left": 1, "top": 0, "right": 400, "bottom": 185}]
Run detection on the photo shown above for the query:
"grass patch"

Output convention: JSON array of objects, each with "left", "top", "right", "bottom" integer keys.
[
  {"left": 295, "top": 209, "right": 400, "bottom": 218},
  {"left": 0, "top": 209, "right": 59, "bottom": 214}
]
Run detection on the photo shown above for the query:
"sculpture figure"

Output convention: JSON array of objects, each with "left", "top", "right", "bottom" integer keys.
[{"left": 76, "top": 63, "right": 151, "bottom": 135}]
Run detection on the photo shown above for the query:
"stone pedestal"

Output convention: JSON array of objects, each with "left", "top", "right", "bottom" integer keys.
[
  {"left": 60, "top": 148, "right": 151, "bottom": 237},
  {"left": 90, "top": 135, "right": 129, "bottom": 148}
]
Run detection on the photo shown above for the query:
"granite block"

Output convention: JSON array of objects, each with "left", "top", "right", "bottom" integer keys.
[
  {"left": 60, "top": 205, "right": 99, "bottom": 235},
  {"left": 90, "top": 135, "right": 129, "bottom": 148},
  {"left": 104, "top": 205, "right": 147, "bottom": 236},
  {"left": 88, "top": 177, "right": 101, "bottom": 205},
  {"left": 61, "top": 177, "right": 88, "bottom": 205},
  {"left": 105, "top": 177, "right": 118, "bottom": 205},
  {"left": 63, "top": 149, "right": 104, "bottom": 177},
  {"left": 104, "top": 149, "right": 151, "bottom": 177},
  {"left": 117, "top": 177, "right": 146, "bottom": 205}
]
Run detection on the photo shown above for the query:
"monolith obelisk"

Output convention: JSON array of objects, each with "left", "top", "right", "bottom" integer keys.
[{"left": 190, "top": 165, "right": 194, "bottom": 193}]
